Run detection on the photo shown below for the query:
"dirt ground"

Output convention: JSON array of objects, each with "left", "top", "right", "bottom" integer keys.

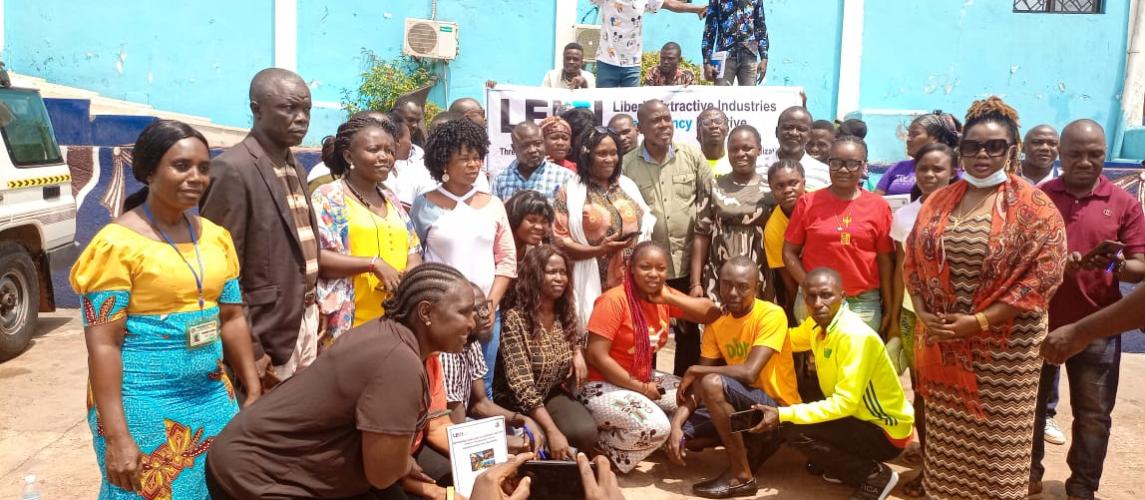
[{"left": 2, "top": 311, "right": 1142, "bottom": 499}]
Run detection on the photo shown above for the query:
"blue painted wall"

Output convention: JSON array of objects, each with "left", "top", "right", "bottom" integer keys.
[
  {"left": 5, "top": 0, "right": 273, "bottom": 131},
  {"left": 859, "top": 0, "right": 1130, "bottom": 162},
  {"left": 576, "top": 0, "right": 843, "bottom": 123},
  {"left": 299, "top": 1, "right": 557, "bottom": 144}
]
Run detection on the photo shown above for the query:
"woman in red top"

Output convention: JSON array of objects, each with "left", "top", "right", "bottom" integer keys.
[
  {"left": 578, "top": 242, "right": 720, "bottom": 472},
  {"left": 781, "top": 136, "right": 894, "bottom": 333}
]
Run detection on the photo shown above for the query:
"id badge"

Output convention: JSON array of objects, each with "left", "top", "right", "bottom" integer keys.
[{"left": 186, "top": 315, "right": 220, "bottom": 349}]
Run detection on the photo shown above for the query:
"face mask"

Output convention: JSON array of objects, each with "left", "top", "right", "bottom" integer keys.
[{"left": 963, "top": 161, "right": 1010, "bottom": 188}]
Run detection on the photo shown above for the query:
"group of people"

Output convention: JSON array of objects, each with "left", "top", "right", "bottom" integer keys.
[{"left": 71, "top": 57, "right": 1136, "bottom": 500}]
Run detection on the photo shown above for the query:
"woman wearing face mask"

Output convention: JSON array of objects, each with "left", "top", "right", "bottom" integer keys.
[
  {"left": 579, "top": 242, "right": 721, "bottom": 472},
  {"left": 72, "top": 120, "right": 261, "bottom": 499},
  {"left": 313, "top": 115, "right": 423, "bottom": 345},
  {"left": 884, "top": 143, "right": 957, "bottom": 496},
  {"left": 904, "top": 97, "right": 1066, "bottom": 500},
  {"left": 540, "top": 115, "right": 577, "bottom": 173},
  {"left": 690, "top": 125, "right": 774, "bottom": 302},
  {"left": 411, "top": 118, "right": 517, "bottom": 399},
  {"left": 553, "top": 127, "right": 656, "bottom": 329},
  {"left": 875, "top": 111, "right": 962, "bottom": 197},
  {"left": 782, "top": 136, "right": 895, "bottom": 332},
  {"left": 505, "top": 190, "right": 555, "bottom": 263}
]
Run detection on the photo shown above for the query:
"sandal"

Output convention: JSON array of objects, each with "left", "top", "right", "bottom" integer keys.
[
  {"left": 902, "top": 473, "right": 925, "bottom": 498},
  {"left": 902, "top": 442, "right": 923, "bottom": 465}
]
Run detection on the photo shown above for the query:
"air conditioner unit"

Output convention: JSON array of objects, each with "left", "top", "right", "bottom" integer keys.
[
  {"left": 403, "top": 18, "right": 459, "bottom": 61},
  {"left": 574, "top": 24, "right": 601, "bottom": 63}
]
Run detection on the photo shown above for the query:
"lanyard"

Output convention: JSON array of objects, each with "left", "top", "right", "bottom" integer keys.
[{"left": 143, "top": 203, "right": 206, "bottom": 310}]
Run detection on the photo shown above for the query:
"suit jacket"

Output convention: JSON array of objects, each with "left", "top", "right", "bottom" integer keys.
[{"left": 200, "top": 134, "right": 319, "bottom": 365}]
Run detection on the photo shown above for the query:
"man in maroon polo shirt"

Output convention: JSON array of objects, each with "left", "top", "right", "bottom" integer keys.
[{"left": 1030, "top": 119, "right": 1145, "bottom": 499}]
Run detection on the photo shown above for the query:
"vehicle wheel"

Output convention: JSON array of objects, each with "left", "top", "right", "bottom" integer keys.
[{"left": 0, "top": 243, "right": 39, "bottom": 361}]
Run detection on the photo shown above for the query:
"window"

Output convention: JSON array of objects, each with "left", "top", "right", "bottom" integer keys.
[
  {"left": 1014, "top": 0, "right": 1102, "bottom": 13},
  {"left": 0, "top": 89, "right": 63, "bottom": 167}
]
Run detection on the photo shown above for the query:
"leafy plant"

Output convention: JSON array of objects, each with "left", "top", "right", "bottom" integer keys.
[
  {"left": 341, "top": 50, "right": 442, "bottom": 121},
  {"left": 636, "top": 51, "right": 712, "bottom": 85}
]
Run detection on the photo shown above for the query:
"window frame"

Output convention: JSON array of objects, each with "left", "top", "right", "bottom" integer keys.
[
  {"left": 1013, "top": 0, "right": 1104, "bottom": 14},
  {"left": 0, "top": 88, "right": 65, "bottom": 168}
]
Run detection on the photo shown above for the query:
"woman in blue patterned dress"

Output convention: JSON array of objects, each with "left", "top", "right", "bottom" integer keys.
[{"left": 71, "top": 120, "right": 261, "bottom": 499}]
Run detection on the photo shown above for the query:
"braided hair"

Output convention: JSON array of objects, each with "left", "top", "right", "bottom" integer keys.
[
  {"left": 320, "top": 115, "right": 399, "bottom": 178},
  {"left": 911, "top": 110, "right": 963, "bottom": 148},
  {"left": 832, "top": 134, "right": 869, "bottom": 159},
  {"left": 624, "top": 241, "right": 667, "bottom": 382},
  {"left": 423, "top": 118, "right": 489, "bottom": 182},
  {"left": 963, "top": 96, "right": 1022, "bottom": 173},
  {"left": 381, "top": 263, "right": 468, "bottom": 327}
]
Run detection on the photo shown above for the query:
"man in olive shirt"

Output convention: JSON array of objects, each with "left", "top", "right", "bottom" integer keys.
[{"left": 624, "top": 99, "right": 712, "bottom": 375}]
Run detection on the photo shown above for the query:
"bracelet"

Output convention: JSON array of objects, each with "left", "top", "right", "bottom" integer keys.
[
  {"left": 975, "top": 312, "right": 990, "bottom": 331},
  {"left": 511, "top": 412, "right": 519, "bottom": 426},
  {"left": 446, "top": 486, "right": 455, "bottom": 500},
  {"left": 368, "top": 256, "right": 378, "bottom": 269},
  {"left": 690, "top": 283, "right": 703, "bottom": 289}
]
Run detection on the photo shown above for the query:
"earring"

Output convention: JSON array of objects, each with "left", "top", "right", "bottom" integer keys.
[
  {"left": 425, "top": 320, "right": 432, "bottom": 326},
  {"left": 347, "top": 162, "right": 354, "bottom": 170},
  {"left": 442, "top": 173, "right": 451, "bottom": 183}
]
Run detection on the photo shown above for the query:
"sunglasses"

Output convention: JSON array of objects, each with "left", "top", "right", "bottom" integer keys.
[
  {"left": 827, "top": 159, "right": 865, "bottom": 171},
  {"left": 960, "top": 139, "right": 1012, "bottom": 158},
  {"left": 593, "top": 125, "right": 618, "bottom": 135}
]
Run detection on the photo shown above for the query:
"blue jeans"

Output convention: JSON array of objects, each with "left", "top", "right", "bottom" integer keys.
[
  {"left": 1031, "top": 335, "right": 1121, "bottom": 498},
  {"left": 846, "top": 290, "right": 883, "bottom": 333},
  {"left": 480, "top": 310, "right": 502, "bottom": 399},
  {"left": 596, "top": 62, "right": 641, "bottom": 88},
  {"left": 682, "top": 375, "right": 776, "bottom": 440}
]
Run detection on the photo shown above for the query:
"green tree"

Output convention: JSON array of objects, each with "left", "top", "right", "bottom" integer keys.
[{"left": 341, "top": 50, "right": 442, "bottom": 121}]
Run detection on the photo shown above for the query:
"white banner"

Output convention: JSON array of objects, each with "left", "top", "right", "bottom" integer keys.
[{"left": 483, "top": 84, "right": 805, "bottom": 178}]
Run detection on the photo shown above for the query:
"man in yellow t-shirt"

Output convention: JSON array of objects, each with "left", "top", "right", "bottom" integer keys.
[{"left": 666, "top": 257, "right": 800, "bottom": 499}]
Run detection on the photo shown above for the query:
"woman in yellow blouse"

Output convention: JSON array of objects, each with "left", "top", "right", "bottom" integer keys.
[
  {"left": 313, "top": 113, "right": 423, "bottom": 343},
  {"left": 71, "top": 120, "right": 261, "bottom": 499}
]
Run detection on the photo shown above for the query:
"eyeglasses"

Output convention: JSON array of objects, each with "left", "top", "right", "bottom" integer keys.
[
  {"left": 960, "top": 139, "right": 1012, "bottom": 158},
  {"left": 827, "top": 159, "right": 865, "bottom": 171},
  {"left": 593, "top": 125, "right": 617, "bottom": 134},
  {"left": 699, "top": 118, "right": 728, "bottom": 127}
]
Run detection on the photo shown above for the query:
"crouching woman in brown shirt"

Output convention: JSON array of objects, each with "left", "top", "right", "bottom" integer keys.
[{"left": 205, "top": 263, "right": 476, "bottom": 499}]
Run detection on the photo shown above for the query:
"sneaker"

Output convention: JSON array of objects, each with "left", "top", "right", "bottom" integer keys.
[
  {"left": 849, "top": 463, "right": 899, "bottom": 500},
  {"left": 1044, "top": 418, "right": 1066, "bottom": 445}
]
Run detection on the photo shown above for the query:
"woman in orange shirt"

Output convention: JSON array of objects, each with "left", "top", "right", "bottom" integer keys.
[{"left": 579, "top": 242, "right": 720, "bottom": 472}]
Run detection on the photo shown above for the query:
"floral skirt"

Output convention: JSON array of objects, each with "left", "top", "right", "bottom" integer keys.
[{"left": 577, "top": 372, "right": 680, "bottom": 472}]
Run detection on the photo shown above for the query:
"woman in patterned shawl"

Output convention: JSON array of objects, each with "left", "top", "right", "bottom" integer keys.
[{"left": 904, "top": 96, "right": 1066, "bottom": 499}]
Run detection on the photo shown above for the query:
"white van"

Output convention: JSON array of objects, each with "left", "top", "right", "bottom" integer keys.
[{"left": 0, "top": 87, "right": 77, "bottom": 360}]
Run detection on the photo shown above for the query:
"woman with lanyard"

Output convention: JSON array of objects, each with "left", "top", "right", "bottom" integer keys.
[
  {"left": 553, "top": 126, "right": 655, "bottom": 330},
  {"left": 411, "top": 118, "right": 517, "bottom": 398},
  {"left": 312, "top": 115, "right": 422, "bottom": 347},
  {"left": 71, "top": 120, "right": 261, "bottom": 499},
  {"left": 782, "top": 136, "right": 895, "bottom": 332}
]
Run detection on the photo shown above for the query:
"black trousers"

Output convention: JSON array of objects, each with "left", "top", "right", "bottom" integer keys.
[
  {"left": 666, "top": 277, "right": 703, "bottom": 376},
  {"left": 781, "top": 417, "right": 904, "bottom": 488},
  {"left": 205, "top": 458, "right": 417, "bottom": 500}
]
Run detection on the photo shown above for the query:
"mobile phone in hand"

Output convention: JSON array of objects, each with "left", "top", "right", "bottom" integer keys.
[
  {"left": 519, "top": 460, "right": 597, "bottom": 500},
  {"left": 1087, "top": 240, "right": 1125, "bottom": 259},
  {"left": 729, "top": 408, "right": 765, "bottom": 433},
  {"left": 620, "top": 230, "right": 640, "bottom": 241}
]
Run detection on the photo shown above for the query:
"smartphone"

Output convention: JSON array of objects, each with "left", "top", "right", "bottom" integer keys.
[
  {"left": 519, "top": 460, "right": 596, "bottom": 500},
  {"left": 1087, "top": 240, "right": 1125, "bottom": 259},
  {"left": 657, "top": 386, "right": 667, "bottom": 395},
  {"left": 619, "top": 230, "right": 641, "bottom": 241},
  {"left": 729, "top": 408, "right": 765, "bottom": 433}
]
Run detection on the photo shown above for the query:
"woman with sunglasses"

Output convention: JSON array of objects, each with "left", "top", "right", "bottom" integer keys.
[
  {"left": 903, "top": 97, "right": 1066, "bottom": 499},
  {"left": 781, "top": 136, "right": 895, "bottom": 332},
  {"left": 553, "top": 126, "right": 656, "bottom": 328}
]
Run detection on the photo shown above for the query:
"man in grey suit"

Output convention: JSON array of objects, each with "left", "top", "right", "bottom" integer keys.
[{"left": 201, "top": 68, "right": 320, "bottom": 389}]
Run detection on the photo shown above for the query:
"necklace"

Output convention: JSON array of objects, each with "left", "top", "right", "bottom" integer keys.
[
  {"left": 949, "top": 190, "right": 996, "bottom": 231},
  {"left": 344, "top": 178, "right": 388, "bottom": 217}
]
